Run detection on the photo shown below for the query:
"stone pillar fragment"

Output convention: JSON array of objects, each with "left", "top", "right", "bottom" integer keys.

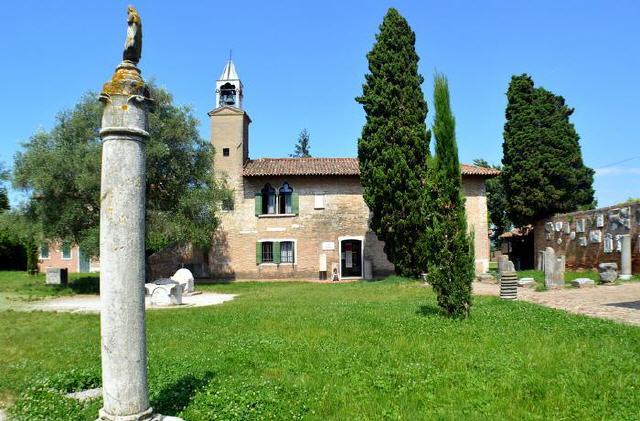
[
  {"left": 543, "top": 247, "right": 564, "bottom": 288},
  {"left": 619, "top": 234, "right": 632, "bottom": 281}
]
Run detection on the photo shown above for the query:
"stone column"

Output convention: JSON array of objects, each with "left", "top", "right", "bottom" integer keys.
[
  {"left": 619, "top": 234, "right": 632, "bottom": 281},
  {"left": 98, "top": 60, "right": 153, "bottom": 420}
]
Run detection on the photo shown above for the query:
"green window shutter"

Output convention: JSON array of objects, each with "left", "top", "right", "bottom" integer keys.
[
  {"left": 255, "top": 193, "right": 262, "bottom": 216},
  {"left": 256, "top": 242, "right": 262, "bottom": 264},
  {"left": 292, "top": 192, "right": 299, "bottom": 215},
  {"left": 273, "top": 241, "right": 281, "bottom": 264}
]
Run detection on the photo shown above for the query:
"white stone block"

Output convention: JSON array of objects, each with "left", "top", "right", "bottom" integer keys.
[{"left": 171, "top": 268, "right": 195, "bottom": 295}]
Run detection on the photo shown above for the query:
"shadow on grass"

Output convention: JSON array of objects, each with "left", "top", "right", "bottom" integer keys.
[
  {"left": 69, "top": 276, "right": 100, "bottom": 294},
  {"left": 152, "top": 371, "right": 215, "bottom": 415},
  {"left": 416, "top": 304, "right": 442, "bottom": 317}
]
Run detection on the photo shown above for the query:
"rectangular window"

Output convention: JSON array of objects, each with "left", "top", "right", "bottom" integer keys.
[
  {"left": 261, "top": 242, "right": 274, "bottom": 263},
  {"left": 61, "top": 243, "right": 72, "bottom": 260},
  {"left": 314, "top": 194, "right": 325, "bottom": 209},
  {"left": 223, "top": 148, "right": 230, "bottom": 156},
  {"left": 40, "top": 243, "right": 49, "bottom": 259},
  {"left": 281, "top": 241, "right": 294, "bottom": 263}
]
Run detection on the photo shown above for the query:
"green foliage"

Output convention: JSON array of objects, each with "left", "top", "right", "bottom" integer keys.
[
  {"left": 2, "top": 279, "right": 640, "bottom": 419},
  {"left": 502, "top": 74, "right": 595, "bottom": 226},
  {"left": 289, "top": 128, "right": 311, "bottom": 158},
  {"left": 0, "top": 163, "right": 8, "bottom": 211},
  {"left": 356, "top": 8, "right": 431, "bottom": 276},
  {"left": 425, "top": 74, "right": 475, "bottom": 318},
  {"left": 13, "top": 86, "right": 225, "bottom": 257},
  {"left": 9, "top": 369, "right": 101, "bottom": 421},
  {"left": 0, "top": 210, "right": 41, "bottom": 272}
]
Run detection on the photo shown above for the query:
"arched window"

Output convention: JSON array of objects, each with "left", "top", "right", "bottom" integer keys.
[
  {"left": 261, "top": 184, "right": 276, "bottom": 214},
  {"left": 279, "top": 182, "right": 293, "bottom": 214},
  {"left": 219, "top": 82, "right": 237, "bottom": 107}
]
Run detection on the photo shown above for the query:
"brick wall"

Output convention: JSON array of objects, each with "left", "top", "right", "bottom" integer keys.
[
  {"left": 533, "top": 201, "right": 640, "bottom": 273},
  {"left": 37, "top": 241, "right": 100, "bottom": 273}
]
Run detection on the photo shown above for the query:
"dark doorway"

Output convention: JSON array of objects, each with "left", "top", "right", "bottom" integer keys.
[{"left": 341, "top": 239, "right": 362, "bottom": 278}]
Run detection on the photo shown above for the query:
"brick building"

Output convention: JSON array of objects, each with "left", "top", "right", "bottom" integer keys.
[
  {"left": 37, "top": 241, "right": 100, "bottom": 274},
  {"left": 196, "top": 60, "right": 499, "bottom": 280}
]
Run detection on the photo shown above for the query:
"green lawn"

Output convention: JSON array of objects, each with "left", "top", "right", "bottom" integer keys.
[
  {"left": 0, "top": 271, "right": 99, "bottom": 301},
  {"left": 1, "top": 274, "right": 640, "bottom": 419}
]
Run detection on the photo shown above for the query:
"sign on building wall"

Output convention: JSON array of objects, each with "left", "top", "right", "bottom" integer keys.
[{"left": 322, "top": 241, "right": 335, "bottom": 251}]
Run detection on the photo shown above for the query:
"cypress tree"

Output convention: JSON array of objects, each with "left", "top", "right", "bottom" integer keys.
[
  {"left": 502, "top": 74, "right": 595, "bottom": 227},
  {"left": 356, "top": 8, "right": 430, "bottom": 276},
  {"left": 426, "top": 74, "right": 475, "bottom": 318}
]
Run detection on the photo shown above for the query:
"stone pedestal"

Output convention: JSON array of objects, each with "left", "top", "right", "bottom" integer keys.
[
  {"left": 598, "top": 263, "right": 618, "bottom": 283},
  {"left": 46, "top": 268, "right": 68, "bottom": 285},
  {"left": 619, "top": 234, "right": 632, "bottom": 281},
  {"left": 98, "top": 61, "right": 154, "bottom": 421}
]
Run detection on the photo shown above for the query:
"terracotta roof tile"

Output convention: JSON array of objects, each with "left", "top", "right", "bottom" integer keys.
[{"left": 242, "top": 158, "right": 500, "bottom": 178}]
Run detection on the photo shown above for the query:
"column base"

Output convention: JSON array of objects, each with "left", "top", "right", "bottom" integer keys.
[
  {"left": 619, "top": 275, "right": 632, "bottom": 281},
  {"left": 98, "top": 407, "right": 184, "bottom": 421}
]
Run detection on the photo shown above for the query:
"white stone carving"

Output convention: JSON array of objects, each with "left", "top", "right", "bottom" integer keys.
[
  {"left": 575, "top": 219, "right": 586, "bottom": 233},
  {"left": 171, "top": 268, "right": 195, "bottom": 295},
  {"left": 555, "top": 221, "right": 563, "bottom": 232},
  {"left": 609, "top": 207, "right": 631, "bottom": 231},
  {"left": 614, "top": 235, "right": 622, "bottom": 252},
  {"left": 570, "top": 231, "right": 576, "bottom": 240},
  {"left": 589, "top": 230, "right": 602, "bottom": 243},
  {"left": 145, "top": 281, "right": 183, "bottom": 306},
  {"left": 579, "top": 236, "right": 588, "bottom": 247},
  {"left": 596, "top": 214, "right": 604, "bottom": 228},
  {"left": 604, "top": 233, "right": 613, "bottom": 253},
  {"left": 545, "top": 222, "right": 555, "bottom": 232},
  {"left": 563, "top": 222, "right": 571, "bottom": 234}
]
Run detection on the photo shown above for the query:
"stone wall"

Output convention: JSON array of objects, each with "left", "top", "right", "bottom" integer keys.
[
  {"left": 463, "top": 176, "right": 491, "bottom": 273},
  {"left": 533, "top": 201, "right": 640, "bottom": 273},
  {"left": 207, "top": 173, "right": 491, "bottom": 280}
]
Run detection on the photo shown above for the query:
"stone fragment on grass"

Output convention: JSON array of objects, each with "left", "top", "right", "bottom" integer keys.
[
  {"left": 518, "top": 278, "right": 536, "bottom": 288},
  {"left": 66, "top": 387, "right": 102, "bottom": 401},
  {"left": 571, "top": 278, "right": 595, "bottom": 288}
]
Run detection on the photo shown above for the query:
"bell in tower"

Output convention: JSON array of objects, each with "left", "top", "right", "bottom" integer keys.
[
  {"left": 219, "top": 83, "right": 237, "bottom": 107},
  {"left": 215, "top": 59, "right": 243, "bottom": 109}
]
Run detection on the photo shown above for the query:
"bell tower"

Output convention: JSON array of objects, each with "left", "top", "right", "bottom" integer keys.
[
  {"left": 209, "top": 59, "right": 250, "bottom": 205},
  {"left": 215, "top": 59, "right": 243, "bottom": 109}
]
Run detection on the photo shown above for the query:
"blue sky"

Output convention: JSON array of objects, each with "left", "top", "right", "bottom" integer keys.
[{"left": 1, "top": 0, "right": 638, "bottom": 207}]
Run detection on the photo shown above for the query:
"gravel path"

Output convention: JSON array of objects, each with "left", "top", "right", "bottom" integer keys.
[
  {"left": 5, "top": 292, "right": 236, "bottom": 314},
  {"left": 473, "top": 281, "right": 640, "bottom": 326}
]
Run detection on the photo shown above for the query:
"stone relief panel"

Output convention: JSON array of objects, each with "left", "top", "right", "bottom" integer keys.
[
  {"left": 570, "top": 231, "right": 576, "bottom": 240},
  {"left": 545, "top": 222, "right": 555, "bottom": 233},
  {"left": 576, "top": 219, "right": 586, "bottom": 233},
  {"left": 563, "top": 222, "right": 571, "bottom": 234},
  {"left": 615, "top": 235, "right": 622, "bottom": 252},
  {"left": 604, "top": 233, "right": 613, "bottom": 253},
  {"left": 579, "top": 236, "right": 588, "bottom": 247},
  {"left": 555, "top": 221, "right": 563, "bottom": 232},
  {"left": 608, "top": 207, "right": 631, "bottom": 231},
  {"left": 596, "top": 214, "right": 604, "bottom": 228},
  {"left": 589, "top": 230, "right": 602, "bottom": 243}
]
